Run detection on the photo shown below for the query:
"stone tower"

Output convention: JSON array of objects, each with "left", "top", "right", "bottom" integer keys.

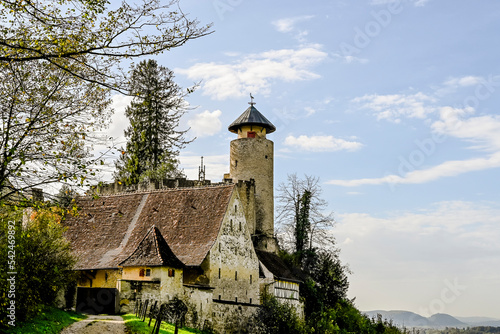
[{"left": 228, "top": 100, "right": 277, "bottom": 252}]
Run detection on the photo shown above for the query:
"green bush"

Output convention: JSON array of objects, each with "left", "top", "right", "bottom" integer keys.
[
  {"left": 0, "top": 205, "right": 76, "bottom": 327},
  {"left": 254, "top": 292, "right": 305, "bottom": 334}
]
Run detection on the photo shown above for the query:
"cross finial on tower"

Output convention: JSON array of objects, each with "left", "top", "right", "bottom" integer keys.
[{"left": 249, "top": 93, "right": 256, "bottom": 106}]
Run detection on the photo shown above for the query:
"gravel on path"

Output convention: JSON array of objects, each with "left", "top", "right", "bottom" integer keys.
[{"left": 59, "top": 315, "right": 128, "bottom": 334}]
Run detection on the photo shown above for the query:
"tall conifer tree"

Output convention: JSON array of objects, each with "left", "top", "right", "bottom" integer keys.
[{"left": 115, "top": 60, "right": 191, "bottom": 184}]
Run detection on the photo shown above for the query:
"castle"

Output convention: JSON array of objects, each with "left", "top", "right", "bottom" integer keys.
[{"left": 62, "top": 102, "right": 303, "bottom": 332}]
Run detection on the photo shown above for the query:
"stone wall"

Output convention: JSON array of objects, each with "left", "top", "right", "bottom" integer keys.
[
  {"left": 230, "top": 138, "right": 275, "bottom": 252},
  {"left": 93, "top": 178, "right": 216, "bottom": 196}
]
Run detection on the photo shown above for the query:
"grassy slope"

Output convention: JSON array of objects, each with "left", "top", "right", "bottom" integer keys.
[
  {"left": 3, "top": 306, "right": 86, "bottom": 334},
  {"left": 122, "top": 314, "right": 204, "bottom": 334}
]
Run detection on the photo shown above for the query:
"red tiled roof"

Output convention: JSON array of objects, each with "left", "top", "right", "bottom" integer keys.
[
  {"left": 119, "top": 225, "right": 183, "bottom": 268},
  {"left": 63, "top": 185, "right": 235, "bottom": 269}
]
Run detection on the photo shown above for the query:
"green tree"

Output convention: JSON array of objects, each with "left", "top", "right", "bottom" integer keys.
[
  {"left": 115, "top": 59, "right": 190, "bottom": 185},
  {"left": 0, "top": 0, "right": 212, "bottom": 91},
  {"left": 1, "top": 0, "right": 211, "bottom": 198},
  {"left": 277, "top": 174, "right": 336, "bottom": 256},
  {"left": 0, "top": 206, "right": 76, "bottom": 327},
  {"left": 254, "top": 292, "right": 305, "bottom": 334},
  {"left": 0, "top": 60, "right": 111, "bottom": 201}
]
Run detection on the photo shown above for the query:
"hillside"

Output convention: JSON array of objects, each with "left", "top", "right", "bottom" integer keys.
[{"left": 364, "top": 310, "right": 469, "bottom": 329}]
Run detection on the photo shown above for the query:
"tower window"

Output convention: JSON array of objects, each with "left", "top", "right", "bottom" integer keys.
[
  {"left": 235, "top": 271, "right": 238, "bottom": 281},
  {"left": 139, "top": 269, "right": 145, "bottom": 277},
  {"left": 168, "top": 269, "right": 175, "bottom": 277},
  {"left": 247, "top": 131, "right": 256, "bottom": 138},
  {"left": 235, "top": 160, "right": 238, "bottom": 168},
  {"left": 145, "top": 268, "right": 151, "bottom": 277},
  {"left": 250, "top": 275, "right": 252, "bottom": 284}
]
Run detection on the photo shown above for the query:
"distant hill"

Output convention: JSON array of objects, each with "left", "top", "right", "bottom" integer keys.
[
  {"left": 364, "top": 310, "right": 430, "bottom": 327},
  {"left": 456, "top": 316, "right": 500, "bottom": 327},
  {"left": 428, "top": 313, "right": 466, "bottom": 327},
  {"left": 363, "top": 310, "right": 469, "bottom": 329}
]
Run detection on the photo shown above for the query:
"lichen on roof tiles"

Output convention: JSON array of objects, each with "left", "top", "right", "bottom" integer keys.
[{"left": 63, "top": 184, "right": 235, "bottom": 270}]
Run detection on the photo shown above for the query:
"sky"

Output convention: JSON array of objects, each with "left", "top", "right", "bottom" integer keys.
[{"left": 103, "top": 0, "right": 500, "bottom": 319}]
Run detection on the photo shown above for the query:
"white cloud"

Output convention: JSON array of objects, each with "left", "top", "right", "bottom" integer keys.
[
  {"left": 352, "top": 92, "right": 437, "bottom": 122},
  {"left": 370, "top": 0, "right": 430, "bottom": 6},
  {"left": 187, "top": 110, "right": 223, "bottom": 137},
  {"left": 177, "top": 46, "right": 328, "bottom": 100},
  {"left": 432, "top": 107, "right": 500, "bottom": 151},
  {"left": 179, "top": 154, "right": 229, "bottom": 181},
  {"left": 336, "top": 201, "right": 500, "bottom": 315},
  {"left": 329, "top": 101, "right": 500, "bottom": 187},
  {"left": 443, "top": 76, "right": 483, "bottom": 88},
  {"left": 328, "top": 152, "right": 500, "bottom": 187},
  {"left": 331, "top": 53, "right": 369, "bottom": 64},
  {"left": 284, "top": 135, "right": 363, "bottom": 152},
  {"left": 108, "top": 94, "right": 133, "bottom": 145},
  {"left": 272, "top": 15, "right": 314, "bottom": 33}
]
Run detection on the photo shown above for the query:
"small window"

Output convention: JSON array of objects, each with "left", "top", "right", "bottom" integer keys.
[
  {"left": 249, "top": 298, "right": 252, "bottom": 304},
  {"left": 218, "top": 268, "right": 221, "bottom": 279},
  {"left": 105, "top": 272, "right": 108, "bottom": 282},
  {"left": 250, "top": 275, "right": 252, "bottom": 284},
  {"left": 219, "top": 295, "right": 221, "bottom": 300},
  {"left": 239, "top": 221, "right": 242, "bottom": 231},
  {"left": 235, "top": 297, "right": 238, "bottom": 302},
  {"left": 235, "top": 205, "right": 237, "bottom": 212},
  {"left": 230, "top": 219, "right": 233, "bottom": 231},
  {"left": 139, "top": 269, "right": 145, "bottom": 277},
  {"left": 235, "top": 271, "right": 238, "bottom": 281},
  {"left": 235, "top": 160, "right": 238, "bottom": 168},
  {"left": 247, "top": 131, "right": 256, "bottom": 138},
  {"left": 145, "top": 268, "right": 151, "bottom": 277},
  {"left": 168, "top": 269, "right": 175, "bottom": 277}
]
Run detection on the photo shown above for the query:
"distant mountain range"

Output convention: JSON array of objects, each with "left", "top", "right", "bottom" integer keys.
[{"left": 363, "top": 310, "right": 500, "bottom": 329}]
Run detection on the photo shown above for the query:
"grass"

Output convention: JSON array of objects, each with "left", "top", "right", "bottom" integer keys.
[
  {"left": 122, "top": 314, "right": 204, "bottom": 334},
  {"left": 3, "top": 306, "right": 86, "bottom": 334}
]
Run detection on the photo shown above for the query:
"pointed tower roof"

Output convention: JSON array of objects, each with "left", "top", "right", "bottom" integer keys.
[
  {"left": 119, "top": 225, "right": 184, "bottom": 268},
  {"left": 228, "top": 105, "right": 276, "bottom": 134}
]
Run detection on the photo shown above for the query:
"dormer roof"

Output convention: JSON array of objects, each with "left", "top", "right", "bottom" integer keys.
[
  {"left": 228, "top": 106, "right": 276, "bottom": 134},
  {"left": 119, "top": 225, "right": 183, "bottom": 268}
]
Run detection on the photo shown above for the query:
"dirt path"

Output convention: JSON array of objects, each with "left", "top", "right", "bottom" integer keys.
[{"left": 60, "top": 315, "right": 128, "bottom": 334}]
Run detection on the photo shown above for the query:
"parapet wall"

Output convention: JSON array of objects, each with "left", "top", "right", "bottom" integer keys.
[{"left": 93, "top": 178, "right": 223, "bottom": 196}]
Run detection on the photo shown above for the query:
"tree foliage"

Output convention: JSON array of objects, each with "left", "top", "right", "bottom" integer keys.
[
  {"left": 276, "top": 174, "right": 336, "bottom": 257},
  {"left": 114, "top": 59, "right": 190, "bottom": 185},
  {"left": 0, "top": 205, "right": 76, "bottom": 326},
  {"left": 0, "top": 60, "right": 112, "bottom": 201},
  {"left": 254, "top": 292, "right": 305, "bottom": 334},
  {"left": 275, "top": 173, "right": 402, "bottom": 333},
  {"left": 1, "top": 0, "right": 210, "bottom": 198},
  {"left": 0, "top": 0, "right": 212, "bottom": 91}
]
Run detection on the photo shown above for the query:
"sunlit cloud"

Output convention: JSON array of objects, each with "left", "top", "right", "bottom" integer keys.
[
  {"left": 187, "top": 109, "right": 223, "bottom": 137},
  {"left": 284, "top": 135, "right": 363, "bottom": 152},
  {"left": 177, "top": 46, "right": 328, "bottom": 100}
]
